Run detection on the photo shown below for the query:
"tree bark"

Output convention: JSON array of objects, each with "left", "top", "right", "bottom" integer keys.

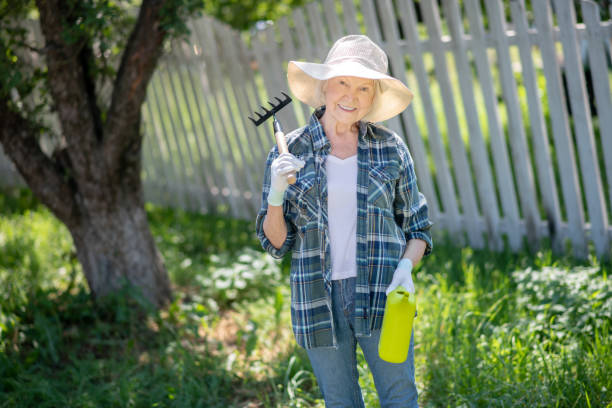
[
  {"left": 0, "top": 0, "right": 176, "bottom": 308},
  {"left": 0, "top": 101, "right": 77, "bottom": 223},
  {"left": 0, "top": 98, "right": 172, "bottom": 307},
  {"left": 70, "top": 189, "right": 172, "bottom": 307}
]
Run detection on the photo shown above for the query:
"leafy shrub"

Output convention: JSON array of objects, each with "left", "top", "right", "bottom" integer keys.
[
  {"left": 512, "top": 266, "right": 611, "bottom": 347},
  {"left": 195, "top": 247, "right": 282, "bottom": 309},
  {"left": 418, "top": 252, "right": 612, "bottom": 408}
]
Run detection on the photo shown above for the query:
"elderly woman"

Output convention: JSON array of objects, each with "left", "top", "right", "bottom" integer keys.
[{"left": 256, "top": 35, "right": 432, "bottom": 407}]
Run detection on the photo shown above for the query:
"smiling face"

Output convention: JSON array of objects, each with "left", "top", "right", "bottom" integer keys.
[{"left": 322, "top": 76, "right": 376, "bottom": 128}]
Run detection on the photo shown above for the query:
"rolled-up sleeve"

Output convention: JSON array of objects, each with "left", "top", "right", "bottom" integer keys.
[
  {"left": 255, "top": 148, "right": 297, "bottom": 259},
  {"left": 393, "top": 139, "right": 433, "bottom": 256}
]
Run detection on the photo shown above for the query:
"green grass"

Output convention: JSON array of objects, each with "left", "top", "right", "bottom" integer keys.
[
  {"left": 415, "top": 244, "right": 611, "bottom": 407},
  {"left": 1, "top": 188, "right": 611, "bottom": 407}
]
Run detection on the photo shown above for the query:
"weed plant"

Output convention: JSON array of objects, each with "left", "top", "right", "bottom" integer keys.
[
  {"left": 415, "top": 244, "right": 611, "bottom": 407},
  {"left": 0, "top": 188, "right": 610, "bottom": 407}
]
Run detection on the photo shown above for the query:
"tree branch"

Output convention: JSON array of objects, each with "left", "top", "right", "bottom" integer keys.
[
  {"left": 0, "top": 99, "right": 78, "bottom": 225},
  {"left": 103, "top": 0, "right": 169, "bottom": 176},
  {"left": 35, "top": 0, "right": 105, "bottom": 190},
  {"left": 79, "top": 43, "right": 104, "bottom": 142}
]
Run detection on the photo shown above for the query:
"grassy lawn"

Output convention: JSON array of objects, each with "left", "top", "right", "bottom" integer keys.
[{"left": 0, "top": 188, "right": 610, "bottom": 407}]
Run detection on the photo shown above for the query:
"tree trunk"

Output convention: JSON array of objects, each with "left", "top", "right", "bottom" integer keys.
[
  {"left": 0, "top": 101, "right": 173, "bottom": 308},
  {"left": 1, "top": 0, "right": 177, "bottom": 308},
  {"left": 62, "top": 134, "right": 172, "bottom": 307},
  {"left": 69, "top": 197, "right": 172, "bottom": 308}
]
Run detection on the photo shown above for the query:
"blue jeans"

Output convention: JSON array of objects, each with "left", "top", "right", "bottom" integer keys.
[{"left": 306, "top": 278, "right": 418, "bottom": 407}]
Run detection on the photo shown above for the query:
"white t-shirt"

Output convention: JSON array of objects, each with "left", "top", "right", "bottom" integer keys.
[{"left": 326, "top": 154, "right": 358, "bottom": 280}]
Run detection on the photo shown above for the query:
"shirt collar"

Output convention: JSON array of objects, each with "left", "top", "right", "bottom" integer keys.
[{"left": 307, "top": 106, "right": 371, "bottom": 152}]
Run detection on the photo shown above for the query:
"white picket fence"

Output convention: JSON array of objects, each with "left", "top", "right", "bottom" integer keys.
[{"left": 1, "top": 0, "right": 611, "bottom": 258}]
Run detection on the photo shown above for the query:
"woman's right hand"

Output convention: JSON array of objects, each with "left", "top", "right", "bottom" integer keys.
[{"left": 268, "top": 153, "right": 305, "bottom": 206}]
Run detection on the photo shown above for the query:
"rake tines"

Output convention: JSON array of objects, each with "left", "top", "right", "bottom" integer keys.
[{"left": 248, "top": 92, "right": 292, "bottom": 126}]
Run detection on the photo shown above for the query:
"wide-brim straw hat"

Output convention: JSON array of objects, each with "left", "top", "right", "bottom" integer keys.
[{"left": 287, "top": 35, "right": 413, "bottom": 123}]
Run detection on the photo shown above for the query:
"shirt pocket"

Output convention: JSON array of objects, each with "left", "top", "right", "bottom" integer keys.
[
  {"left": 285, "top": 175, "right": 318, "bottom": 227},
  {"left": 368, "top": 164, "right": 399, "bottom": 210}
]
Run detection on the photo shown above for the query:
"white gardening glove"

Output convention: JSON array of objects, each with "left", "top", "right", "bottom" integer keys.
[
  {"left": 386, "top": 258, "right": 415, "bottom": 295},
  {"left": 267, "top": 153, "right": 305, "bottom": 206}
]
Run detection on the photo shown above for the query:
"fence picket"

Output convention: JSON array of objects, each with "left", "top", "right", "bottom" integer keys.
[
  {"left": 153, "top": 69, "right": 202, "bottom": 211},
  {"left": 161, "top": 59, "right": 210, "bottom": 211},
  {"left": 276, "top": 16, "right": 313, "bottom": 126},
  {"left": 421, "top": 0, "right": 484, "bottom": 248},
  {"left": 181, "top": 19, "right": 238, "bottom": 212},
  {"left": 443, "top": 0, "right": 503, "bottom": 250},
  {"left": 322, "top": 0, "right": 343, "bottom": 40},
  {"left": 234, "top": 33, "right": 271, "bottom": 178},
  {"left": 532, "top": 0, "right": 587, "bottom": 257},
  {"left": 377, "top": 0, "right": 440, "bottom": 220},
  {"left": 144, "top": 100, "right": 176, "bottom": 207},
  {"left": 307, "top": 2, "right": 330, "bottom": 53},
  {"left": 277, "top": 17, "right": 294, "bottom": 61},
  {"left": 221, "top": 26, "right": 268, "bottom": 162},
  {"left": 554, "top": 0, "right": 609, "bottom": 256},
  {"left": 140, "top": 123, "right": 156, "bottom": 202},
  {"left": 360, "top": 0, "right": 402, "bottom": 134},
  {"left": 581, "top": 0, "right": 612, "bottom": 224},
  {"left": 3, "top": 0, "right": 611, "bottom": 259},
  {"left": 145, "top": 83, "right": 188, "bottom": 209},
  {"left": 340, "top": 0, "right": 361, "bottom": 34},
  {"left": 192, "top": 18, "right": 251, "bottom": 217},
  {"left": 252, "top": 29, "right": 299, "bottom": 131},
  {"left": 167, "top": 41, "right": 221, "bottom": 211},
  {"left": 217, "top": 24, "right": 271, "bottom": 203},
  {"left": 359, "top": 0, "right": 381, "bottom": 42},
  {"left": 510, "top": 0, "right": 563, "bottom": 251},
  {"left": 209, "top": 22, "right": 261, "bottom": 213},
  {"left": 264, "top": 24, "right": 299, "bottom": 131},
  {"left": 397, "top": 0, "right": 461, "bottom": 235},
  {"left": 484, "top": 0, "right": 541, "bottom": 247},
  {"left": 141, "top": 118, "right": 168, "bottom": 205},
  {"left": 292, "top": 9, "right": 316, "bottom": 60},
  {"left": 464, "top": 0, "right": 522, "bottom": 250}
]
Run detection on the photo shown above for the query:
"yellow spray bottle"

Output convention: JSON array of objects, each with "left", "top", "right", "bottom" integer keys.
[{"left": 378, "top": 286, "right": 416, "bottom": 363}]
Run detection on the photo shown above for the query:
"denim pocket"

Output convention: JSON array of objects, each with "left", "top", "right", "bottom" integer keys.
[{"left": 334, "top": 278, "right": 357, "bottom": 322}]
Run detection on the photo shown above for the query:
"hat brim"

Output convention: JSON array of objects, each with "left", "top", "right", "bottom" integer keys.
[{"left": 288, "top": 60, "right": 413, "bottom": 123}]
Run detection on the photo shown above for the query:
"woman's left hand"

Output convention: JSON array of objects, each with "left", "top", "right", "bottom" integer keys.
[{"left": 386, "top": 258, "right": 414, "bottom": 295}]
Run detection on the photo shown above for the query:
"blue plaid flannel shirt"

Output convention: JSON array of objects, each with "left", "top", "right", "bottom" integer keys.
[{"left": 256, "top": 108, "right": 432, "bottom": 349}]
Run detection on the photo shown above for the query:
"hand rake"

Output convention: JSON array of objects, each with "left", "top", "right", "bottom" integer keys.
[{"left": 249, "top": 92, "right": 296, "bottom": 184}]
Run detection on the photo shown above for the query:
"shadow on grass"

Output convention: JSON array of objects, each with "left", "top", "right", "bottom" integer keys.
[{"left": 0, "top": 284, "right": 278, "bottom": 407}]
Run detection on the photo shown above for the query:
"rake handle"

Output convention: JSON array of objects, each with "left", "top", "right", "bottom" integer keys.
[{"left": 275, "top": 129, "right": 296, "bottom": 185}]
